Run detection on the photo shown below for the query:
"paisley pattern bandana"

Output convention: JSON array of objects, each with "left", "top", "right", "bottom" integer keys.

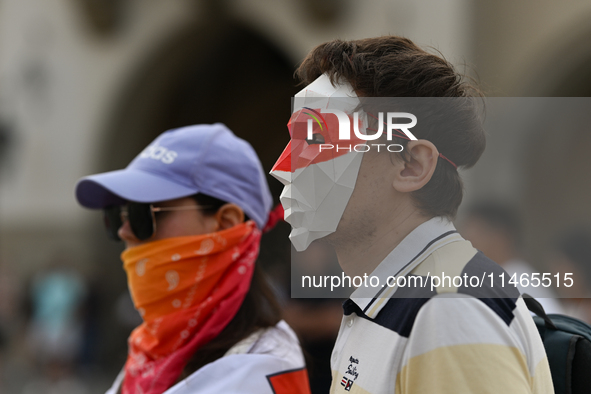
[{"left": 120, "top": 222, "right": 260, "bottom": 394}]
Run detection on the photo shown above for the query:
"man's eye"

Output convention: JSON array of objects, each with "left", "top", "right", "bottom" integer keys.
[{"left": 306, "top": 133, "right": 325, "bottom": 145}]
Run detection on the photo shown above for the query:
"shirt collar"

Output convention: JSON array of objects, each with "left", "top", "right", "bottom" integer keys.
[{"left": 350, "top": 217, "right": 462, "bottom": 318}]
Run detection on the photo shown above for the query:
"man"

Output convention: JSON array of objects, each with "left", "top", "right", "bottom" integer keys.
[
  {"left": 76, "top": 124, "right": 309, "bottom": 394},
  {"left": 271, "top": 37, "right": 553, "bottom": 393},
  {"left": 461, "top": 201, "right": 563, "bottom": 314}
]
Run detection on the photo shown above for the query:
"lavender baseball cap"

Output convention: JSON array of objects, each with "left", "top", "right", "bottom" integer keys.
[{"left": 75, "top": 123, "right": 272, "bottom": 229}]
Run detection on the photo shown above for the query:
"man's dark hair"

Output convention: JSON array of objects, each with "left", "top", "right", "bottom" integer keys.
[{"left": 296, "top": 36, "right": 486, "bottom": 218}]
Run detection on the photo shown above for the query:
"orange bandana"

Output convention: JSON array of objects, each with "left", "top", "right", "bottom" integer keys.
[{"left": 120, "top": 222, "right": 260, "bottom": 394}]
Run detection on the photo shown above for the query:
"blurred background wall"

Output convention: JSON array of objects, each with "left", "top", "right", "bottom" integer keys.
[{"left": 1, "top": 0, "right": 590, "bottom": 392}]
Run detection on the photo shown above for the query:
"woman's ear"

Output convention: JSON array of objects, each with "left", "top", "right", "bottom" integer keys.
[
  {"left": 214, "top": 203, "right": 245, "bottom": 230},
  {"left": 393, "top": 140, "right": 439, "bottom": 193}
]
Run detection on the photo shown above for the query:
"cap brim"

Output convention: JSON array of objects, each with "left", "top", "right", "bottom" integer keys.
[{"left": 75, "top": 168, "right": 198, "bottom": 209}]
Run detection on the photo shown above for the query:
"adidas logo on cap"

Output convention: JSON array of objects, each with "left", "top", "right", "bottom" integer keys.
[{"left": 139, "top": 143, "right": 178, "bottom": 164}]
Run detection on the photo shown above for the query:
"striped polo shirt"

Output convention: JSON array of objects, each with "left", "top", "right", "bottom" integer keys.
[{"left": 330, "top": 217, "right": 553, "bottom": 394}]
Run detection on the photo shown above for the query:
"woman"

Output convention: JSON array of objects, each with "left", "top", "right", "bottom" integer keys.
[{"left": 75, "top": 124, "right": 310, "bottom": 394}]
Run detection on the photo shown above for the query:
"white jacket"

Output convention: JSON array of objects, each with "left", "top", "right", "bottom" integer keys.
[{"left": 106, "top": 320, "right": 308, "bottom": 394}]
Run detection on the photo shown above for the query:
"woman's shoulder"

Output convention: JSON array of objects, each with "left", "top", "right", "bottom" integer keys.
[
  {"left": 165, "top": 321, "right": 308, "bottom": 394},
  {"left": 226, "top": 320, "right": 303, "bottom": 360}
]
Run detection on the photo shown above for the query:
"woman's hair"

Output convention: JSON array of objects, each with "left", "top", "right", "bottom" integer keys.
[
  {"left": 179, "top": 193, "right": 281, "bottom": 377},
  {"left": 192, "top": 193, "right": 251, "bottom": 221}
]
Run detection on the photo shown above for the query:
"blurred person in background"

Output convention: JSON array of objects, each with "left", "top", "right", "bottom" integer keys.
[
  {"left": 271, "top": 36, "right": 553, "bottom": 393},
  {"left": 548, "top": 226, "right": 591, "bottom": 323},
  {"left": 22, "top": 253, "right": 90, "bottom": 394},
  {"left": 461, "top": 201, "right": 564, "bottom": 314},
  {"left": 75, "top": 124, "right": 310, "bottom": 394},
  {"left": 0, "top": 260, "right": 18, "bottom": 389},
  {"left": 282, "top": 243, "right": 344, "bottom": 394}
]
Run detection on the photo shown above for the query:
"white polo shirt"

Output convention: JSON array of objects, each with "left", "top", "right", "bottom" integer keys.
[{"left": 330, "top": 217, "right": 553, "bottom": 394}]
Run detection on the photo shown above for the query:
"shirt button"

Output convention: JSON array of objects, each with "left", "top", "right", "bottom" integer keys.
[{"left": 347, "top": 317, "right": 354, "bottom": 327}]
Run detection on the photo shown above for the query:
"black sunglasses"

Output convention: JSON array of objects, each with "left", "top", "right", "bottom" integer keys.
[{"left": 103, "top": 202, "right": 211, "bottom": 241}]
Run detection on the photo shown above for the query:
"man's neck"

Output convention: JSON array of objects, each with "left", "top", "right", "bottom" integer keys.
[{"left": 333, "top": 209, "right": 431, "bottom": 278}]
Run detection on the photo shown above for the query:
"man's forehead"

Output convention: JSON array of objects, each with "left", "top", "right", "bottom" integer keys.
[{"left": 293, "top": 74, "right": 360, "bottom": 113}]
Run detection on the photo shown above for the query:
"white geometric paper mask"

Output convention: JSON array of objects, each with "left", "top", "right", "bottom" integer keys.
[{"left": 270, "top": 74, "right": 367, "bottom": 251}]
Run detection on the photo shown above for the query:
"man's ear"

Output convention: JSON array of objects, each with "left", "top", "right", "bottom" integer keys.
[
  {"left": 214, "top": 203, "right": 245, "bottom": 230},
  {"left": 393, "top": 140, "right": 439, "bottom": 193}
]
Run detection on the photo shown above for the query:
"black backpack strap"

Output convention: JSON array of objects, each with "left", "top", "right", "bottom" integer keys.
[
  {"left": 523, "top": 293, "right": 557, "bottom": 330},
  {"left": 523, "top": 293, "right": 578, "bottom": 394},
  {"left": 572, "top": 338, "right": 591, "bottom": 394}
]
